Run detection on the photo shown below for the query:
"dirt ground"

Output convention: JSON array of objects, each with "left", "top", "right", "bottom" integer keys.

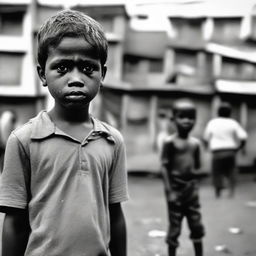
[
  {"left": 0, "top": 173, "right": 255, "bottom": 256},
  {"left": 124, "top": 173, "right": 256, "bottom": 256}
]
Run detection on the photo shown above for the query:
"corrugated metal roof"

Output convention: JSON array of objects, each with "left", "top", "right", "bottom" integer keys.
[
  {"left": 37, "top": 0, "right": 127, "bottom": 8},
  {"left": 216, "top": 79, "right": 256, "bottom": 94},
  {"left": 0, "top": 0, "right": 30, "bottom": 4},
  {"left": 103, "top": 82, "right": 214, "bottom": 95},
  {"left": 206, "top": 42, "right": 256, "bottom": 63},
  {"left": 71, "top": 4, "right": 128, "bottom": 19},
  {"left": 126, "top": 0, "right": 256, "bottom": 18}
]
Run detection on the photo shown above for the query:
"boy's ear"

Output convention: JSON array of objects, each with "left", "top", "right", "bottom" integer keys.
[
  {"left": 37, "top": 65, "right": 47, "bottom": 87},
  {"left": 101, "top": 65, "right": 107, "bottom": 80}
]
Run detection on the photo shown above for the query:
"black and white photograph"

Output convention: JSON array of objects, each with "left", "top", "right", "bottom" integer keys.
[{"left": 0, "top": 0, "right": 256, "bottom": 255}]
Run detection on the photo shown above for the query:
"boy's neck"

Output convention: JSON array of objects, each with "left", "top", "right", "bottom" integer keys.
[
  {"left": 48, "top": 105, "right": 90, "bottom": 123},
  {"left": 177, "top": 130, "right": 190, "bottom": 139},
  {"left": 48, "top": 107, "right": 93, "bottom": 142}
]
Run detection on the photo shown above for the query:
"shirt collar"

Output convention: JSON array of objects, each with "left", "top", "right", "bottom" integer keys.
[
  {"left": 31, "top": 111, "right": 55, "bottom": 139},
  {"left": 31, "top": 111, "right": 115, "bottom": 143},
  {"left": 90, "top": 116, "right": 116, "bottom": 143}
]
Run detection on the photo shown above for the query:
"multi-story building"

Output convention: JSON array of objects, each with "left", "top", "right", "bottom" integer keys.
[
  {"left": 0, "top": 0, "right": 129, "bottom": 121},
  {"left": 1, "top": 0, "right": 256, "bottom": 172},
  {"left": 0, "top": 0, "right": 43, "bottom": 125},
  {"left": 101, "top": 1, "right": 256, "bottom": 171}
]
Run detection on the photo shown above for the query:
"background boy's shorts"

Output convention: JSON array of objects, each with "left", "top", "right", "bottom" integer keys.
[{"left": 165, "top": 182, "right": 205, "bottom": 247}]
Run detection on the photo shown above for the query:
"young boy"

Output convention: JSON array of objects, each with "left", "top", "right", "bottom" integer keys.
[
  {"left": 161, "top": 99, "right": 205, "bottom": 256},
  {"left": 0, "top": 10, "right": 129, "bottom": 256},
  {"left": 203, "top": 102, "right": 247, "bottom": 198}
]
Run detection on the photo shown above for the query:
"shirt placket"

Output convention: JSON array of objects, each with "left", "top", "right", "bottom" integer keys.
[
  {"left": 79, "top": 132, "right": 103, "bottom": 172},
  {"left": 79, "top": 138, "right": 89, "bottom": 172}
]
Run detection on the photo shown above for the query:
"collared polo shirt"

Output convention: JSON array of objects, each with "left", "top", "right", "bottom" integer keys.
[{"left": 0, "top": 111, "right": 129, "bottom": 256}]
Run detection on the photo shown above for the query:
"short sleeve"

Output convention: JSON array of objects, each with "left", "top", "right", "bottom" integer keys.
[
  {"left": 108, "top": 135, "right": 129, "bottom": 204},
  {"left": 0, "top": 132, "right": 30, "bottom": 210},
  {"left": 203, "top": 122, "right": 211, "bottom": 142},
  {"left": 235, "top": 122, "right": 248, "bottom": 141}
]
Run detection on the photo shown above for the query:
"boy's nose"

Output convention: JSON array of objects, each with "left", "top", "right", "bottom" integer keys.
[{"left": 68, "top": 69, "right": 84, "bottom": 87}]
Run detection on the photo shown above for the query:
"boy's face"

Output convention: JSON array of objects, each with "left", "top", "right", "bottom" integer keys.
[
  {"left": 38, "top": 36, "right": 106, "bottom": 110},
  {"left": 173, "top": 109, "right": 196, "bottom": 133}
]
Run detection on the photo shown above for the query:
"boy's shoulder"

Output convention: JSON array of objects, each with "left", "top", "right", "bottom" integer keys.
[
  {"left": 189, "top": 136, "right": 200, "bottom": 144},
  {"left": 188, "top": 136, "right": 201, "bottom": 148},
  {"left": 12, "top": 112, "right": 125, "bottom": 146},
  {"left": 11, "top": 111, "right": 55, "bottom": 147},
  {"left": 163, "top": 133, "right": 176, "bottom": 144},
  {"left": 11, "top": 111, "right": 44, "bottom": 142},
  {"left": 91, "top": 116, "right": 124, "bottom": 145},
  {"left": 164, "top": 134, "right": 200, "bottom": 145}
]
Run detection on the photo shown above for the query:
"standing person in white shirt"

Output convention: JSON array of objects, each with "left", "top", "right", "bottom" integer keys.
[{"left": 203, "top": 102, "right": 247, "bottom": 198}]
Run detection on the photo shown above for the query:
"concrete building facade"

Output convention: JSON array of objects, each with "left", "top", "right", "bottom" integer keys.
[{"left": 1, "top": 0, "right": 256, "bottom": 172}]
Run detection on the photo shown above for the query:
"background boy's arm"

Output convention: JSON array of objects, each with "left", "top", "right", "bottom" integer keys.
[
  {"left": 161, "top": 165, "right": 171, "bottom": 193},
  {"left": 160, "top": 140, "right": 172, "bottom": 195},
  {"left": 2, "top": 208, "right": 30, "bottom": 256},
  {"left": 109, "top": 202, "right": 127, "bottom": 256},
  {"left": 191, "top": 141, "right": 205, "bottom": 179},
  {"left": 238, "top": 139, "right": 247, "bottom": 155},
  {"left": 202, "top": 138, "right": 208, "bottom": 150}
]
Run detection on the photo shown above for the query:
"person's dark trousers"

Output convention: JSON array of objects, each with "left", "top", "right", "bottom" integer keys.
[
  {"left": 166, "top": 183, "right": 205, "bottom": 256},
  {"left": 168, "top": 245, "right": 176, "bottom": 256},
  {"left": 193, "top": 241, "right": 203, "bottom": 256},
  {"left": 212, "top": 150, "right": 236, "bottom": 198},
  {"left": 168, "top": 241, "right": 203, "bottom": 256}
]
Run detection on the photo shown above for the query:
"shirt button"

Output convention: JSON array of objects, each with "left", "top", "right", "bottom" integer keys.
[{"left": 81, "top": 160, "right": 87, "bottom": 169}]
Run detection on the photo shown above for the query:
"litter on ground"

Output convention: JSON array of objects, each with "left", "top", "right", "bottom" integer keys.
[
  {"left": 214, "top": 244, "right": 231, "bottom": 254},
  {"left": 228, "top": 227, "right": 243, "bottom": 234},
  {"left": 148, "top": 230, "right": 166, "bottom": 238}
]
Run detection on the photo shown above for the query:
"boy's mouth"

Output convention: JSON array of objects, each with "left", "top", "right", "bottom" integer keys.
[{"left": 65, "top": 91, "right": 87, "bottom": 101}]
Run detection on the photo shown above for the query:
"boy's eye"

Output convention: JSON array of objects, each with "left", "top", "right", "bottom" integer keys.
[
  {"left": 82, "top": 65, "right": 95, "bottom": 74},
  {"left": 57, "top": 65, "right": 68, "bottom": 73}
]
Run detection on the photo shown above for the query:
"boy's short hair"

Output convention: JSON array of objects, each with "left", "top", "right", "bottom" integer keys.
[
  {"left": 172, "top": 99, "right": 196, "bottom": 119},
  {"left": 37, "top": 9, "right": 108, "bottom": 70},
  {"left": 218, "top": 102, "right": 231, "bottom": 117}
]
